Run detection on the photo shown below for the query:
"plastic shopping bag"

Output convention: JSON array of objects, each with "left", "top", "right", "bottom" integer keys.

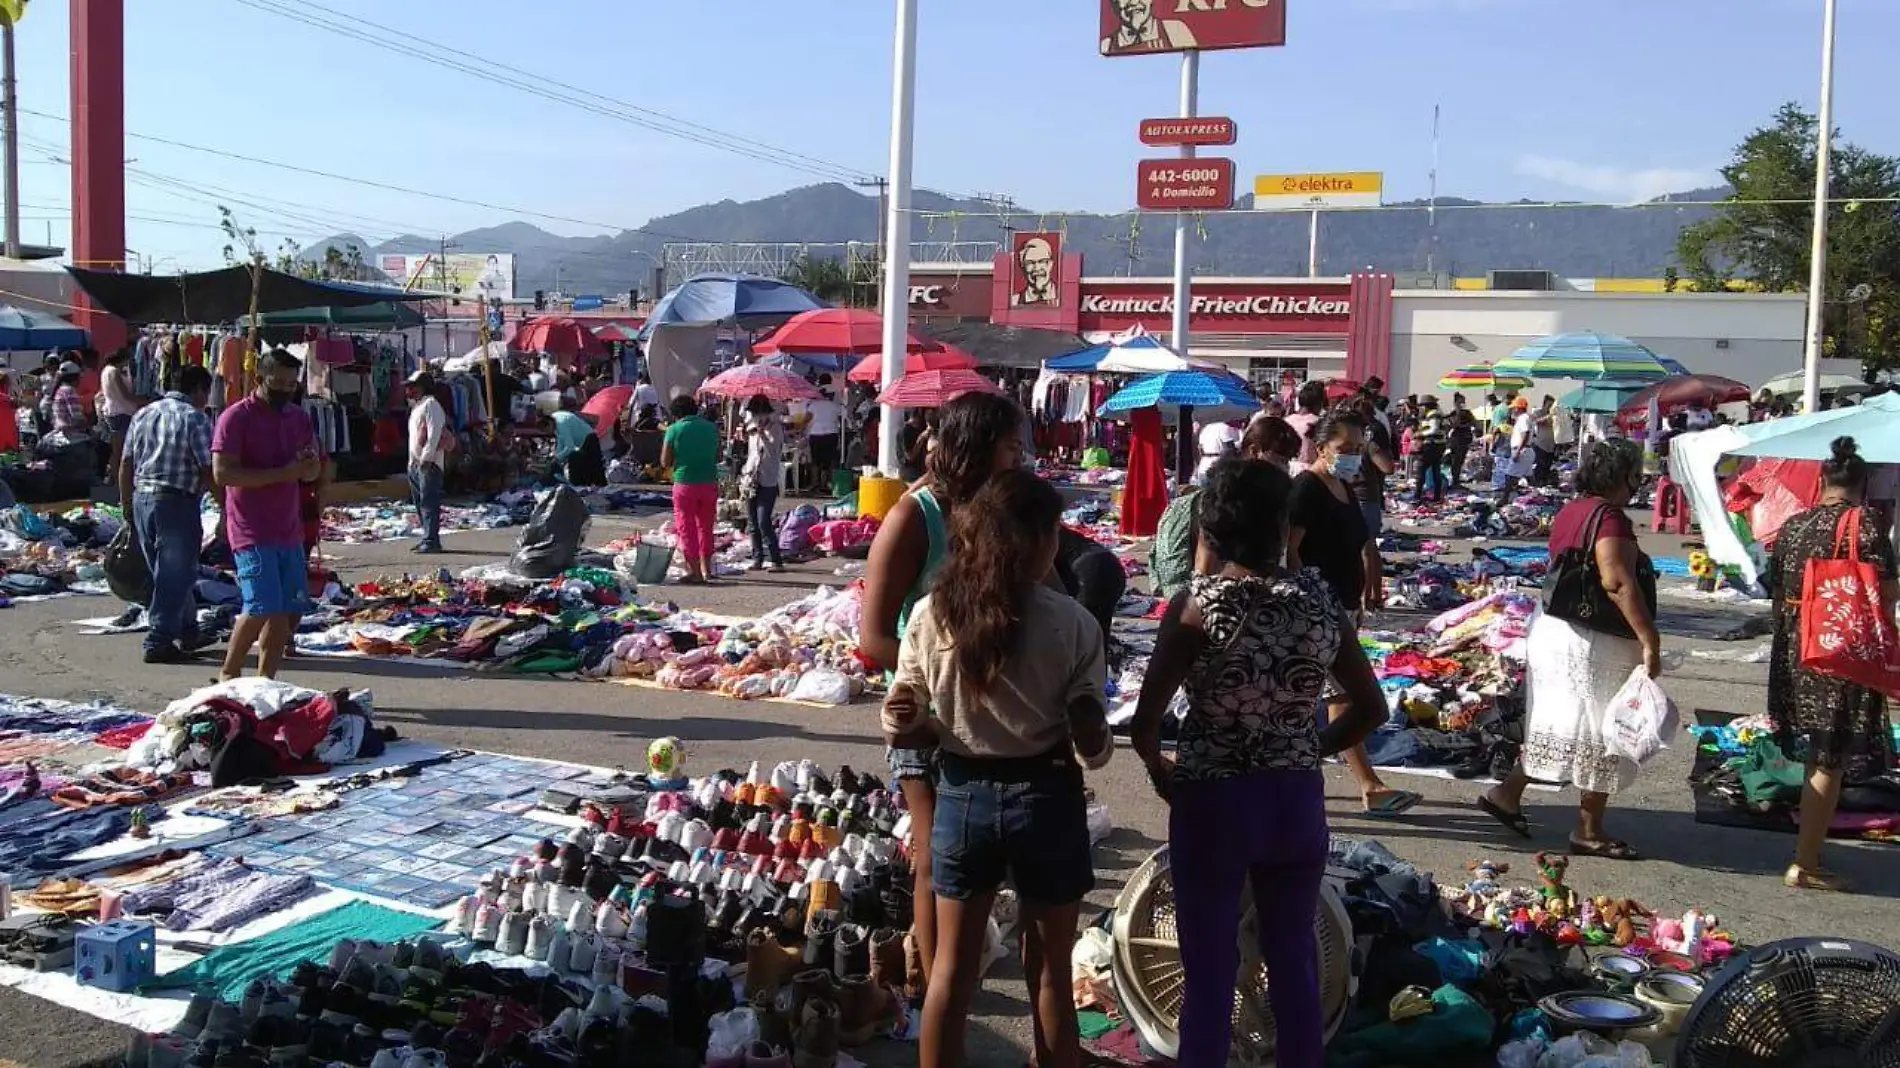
[{"left": 1601, "top": 666, "right": 1677, "bottom": 764}]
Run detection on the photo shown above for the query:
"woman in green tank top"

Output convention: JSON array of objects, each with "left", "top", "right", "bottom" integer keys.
[{"left": 859, "top": 392, "right": 1025, "bottom": 996}]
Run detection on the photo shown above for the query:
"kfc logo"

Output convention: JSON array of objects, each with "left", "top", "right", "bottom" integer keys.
[
  {"left": 908, "top": 285, "right": 945, "bottom": 306},
  {"left": 1011, "top": 233, "right": 1061, "bottom": 308},
  {"left": 1100, "top": 0, "right": 1285, "bottom": 57}
]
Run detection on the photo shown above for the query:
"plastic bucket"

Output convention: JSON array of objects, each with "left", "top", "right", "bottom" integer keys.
[
  {"left": 630, "top": 542, "right": 675, "bottom": 585},
  {"left": 858, "top": 475, "right": 905, "bottom": 521}
]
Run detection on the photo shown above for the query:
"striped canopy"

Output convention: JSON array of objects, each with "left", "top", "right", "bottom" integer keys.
[
  {"left": 1494, "top": 331, "right": 1671, "bottom": 381},
  {"left": 1438, "top": 362, "right": 1533, "bottom": 392}
]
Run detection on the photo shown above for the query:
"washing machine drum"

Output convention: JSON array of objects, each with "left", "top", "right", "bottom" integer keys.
[{"left": 1110, "top": 845, "right": 1357, "bottom": 1063}]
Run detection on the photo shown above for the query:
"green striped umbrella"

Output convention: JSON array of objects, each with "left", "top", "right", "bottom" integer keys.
[
  {"left": 1494, "top": 331, "right": 1671, "bottom": 381},
  {"left": 1438, "top": 362, "right": 1534, "bottom": 391}
]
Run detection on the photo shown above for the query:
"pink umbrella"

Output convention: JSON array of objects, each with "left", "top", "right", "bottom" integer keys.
[
  {"left": 875, "top": 369, "right": 1002, "bottom": 408},
  {"left": 699, "top": 363, "right": 823, "bottom": 403}
]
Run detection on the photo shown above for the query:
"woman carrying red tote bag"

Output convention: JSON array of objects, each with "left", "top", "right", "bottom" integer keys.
[{"left": 1799, "top": 506, "right": 1900, "bottom": 694}]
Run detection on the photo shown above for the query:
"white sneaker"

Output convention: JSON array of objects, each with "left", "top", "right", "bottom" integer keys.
[
  {"left": 686, "top": 861, "right": 715, "bottom": 886},
  {"left": 565, "top": 824, "right": 596, "bottom": 850},
  {"left": 368, "top": 1049, "right": 409, "bottom": 1068},
  {"left": 593, "top": 832, "right": 629, "bottom": 861},
  {"left": 327, "top": 939, "right": 359, "bottom": 973},
  {"left": 836, "top": 867, "right": 863, "bottom": 894},
  {"left": 804, "top": 859, "right": 833, "bottom": 884},
  {"left": 679, "top": 819, "right": 714, "bottom": 851},
  {"left": 596, "top": 901, "right": 630, "bottom": 940},
  {"left": 546, "top": 884, "right": 580, "bottom": 920},
  {"left": 745, "top": 760, "right": 763, "bottom": 785},
  {"left": 449, "top": 896, "right": 481, "bottom": 935},
  {"left": 770, "top": 762, "right": 800, "bottom": 795},
  {"left": 568, "top": 931, "right": 600, "bottom": 973},
  {"left": 472, "top": 904, "right": 503, "bottom": 944},
  {"left": 590, "top": 943, "right": 620, "bottom": 987},
  {"left": 519, "top": 880, "right": 545, "bottom": 915},
  {"left": 718, "top": 867, "right": 745, "bottom": 894},
  {"left": 584, "top": 983, "right": 625, "bottom": 1020},
  {"left": 863, "top": 836, "right": 895, "bottom": 865},
  {"left": 525, "top": 915, "right": 560, "bottom": 961},
  {"left": 673, "top": 860, "right": 698, "bottom": 884},
  {"left": 892, "top": 813, "right": 912, "bottom": 843},
  {"left": 496, "top": 910, "right": 530, "bottom": 956},
  {"left": 841, "top": 833, "right": 867, "bottom": 861},
  {"left": 567, "top": 898, "right": 596, "bottom": 936},
  {"left": 545, "top": 925, "right": 574, "bottom": 972},
  {"left": 654, "top": 812, "right": 686, "bottom": 844}
]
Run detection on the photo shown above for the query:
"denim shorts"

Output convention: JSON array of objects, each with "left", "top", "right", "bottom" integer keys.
[
  {"left": 234, "top": 545, "right": 309, "bottom": 618},
  {"left": 932, "top": 750, "right": 1094, "bottom": 906},
  {"left": 888, "top": 746, "right": 933, "bottom": 784}
]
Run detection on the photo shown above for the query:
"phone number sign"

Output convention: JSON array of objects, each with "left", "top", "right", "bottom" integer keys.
[{"left": 1136, "top": 158, "right": 1236, "bottom": 211}]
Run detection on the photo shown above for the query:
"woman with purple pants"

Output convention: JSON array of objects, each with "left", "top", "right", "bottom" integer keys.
[{"left": 1131, "top": 458, "right": 1386, "bottom": 1067}]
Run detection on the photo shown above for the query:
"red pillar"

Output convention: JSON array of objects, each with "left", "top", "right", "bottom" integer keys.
[{"left": 69, "top": 0, "right": 127, "bottom": 353}]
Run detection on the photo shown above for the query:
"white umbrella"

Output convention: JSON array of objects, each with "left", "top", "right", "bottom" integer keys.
[{"left": 1758, "top": 371, "right": 1864, "bottom": 397}]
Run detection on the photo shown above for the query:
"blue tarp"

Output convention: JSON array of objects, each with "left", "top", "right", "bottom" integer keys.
[{"left": 638, "top": 274, "right": 827, "bottom": 339}]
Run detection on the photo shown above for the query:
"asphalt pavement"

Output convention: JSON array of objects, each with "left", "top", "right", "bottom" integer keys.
[{"left": 0, "top": 509, "right": 1895, "bottom": 1066}]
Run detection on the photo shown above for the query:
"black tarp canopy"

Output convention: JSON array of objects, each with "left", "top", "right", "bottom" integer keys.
[
  {"left": 239, "top": 302, "right": 426, "bottom": 330},
  {"left": 915, "top": 321, "right": 1088, "bottom": 370},
  {"left": 67, "top": 266, "right": 441, "bottom": 325}
]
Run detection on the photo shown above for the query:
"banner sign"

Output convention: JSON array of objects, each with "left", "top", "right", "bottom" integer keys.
[
  {"left": 1139, "top": 116, "right": 1238, "bottom": 147},
  {"left": 1136, "top": 159, "right": 1237, "bottom": 211},
  {"left": 1101, "top": 0, "right": 1286, "bottom": 56},
  {"left": 1252, "top": 172, "right": 1384, "bottom": 211},
  {"left": 379, "top": 252, "right": 517, "bottom": 299}
]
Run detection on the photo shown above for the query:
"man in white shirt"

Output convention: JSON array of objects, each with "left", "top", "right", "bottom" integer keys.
[
  {"left": 1193, "top": 419, "right": 1241, "bottom": 483},
  {"left": 806, "top": 375, "right": 846, "bottom": 489},
  {"left": 630, "top": 373, "right": 661, "bottom": 424},
  {"left": 405, "top": 371, "right": 449, "bottom": 554},
  {"left": 100, "top": 347, "right": 142, "bottom": 474}
]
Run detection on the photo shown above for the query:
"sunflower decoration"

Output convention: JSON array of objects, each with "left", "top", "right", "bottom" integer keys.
[{"left": 1689, "top": 550, "right": 1718, "bottom": 592}]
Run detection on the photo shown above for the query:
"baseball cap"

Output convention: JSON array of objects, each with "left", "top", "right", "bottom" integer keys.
[{"left": 57, "top": 360, "right": 81, "bottom": 376}]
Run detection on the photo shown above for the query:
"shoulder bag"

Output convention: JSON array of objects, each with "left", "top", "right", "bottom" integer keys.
[
  {"left": 1541, "top": 502, "right": 1657, "bottom": 640},
  {"left": 1798, "top": 506, "right": 1900, "bottom": 694}
]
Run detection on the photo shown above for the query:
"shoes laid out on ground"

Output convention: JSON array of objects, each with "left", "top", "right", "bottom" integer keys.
[{"left": 126, "top": 761, "right": 919, "bottom": 1068}]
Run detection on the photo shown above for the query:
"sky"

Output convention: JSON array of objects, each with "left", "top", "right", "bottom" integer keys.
[{"left": 11, "top": 0, "right": 1900, "bottom": 270}]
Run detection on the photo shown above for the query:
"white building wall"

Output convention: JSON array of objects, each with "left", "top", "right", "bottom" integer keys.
[{"left": 1387, "top": 290, "right": 1849, "bottom": 399}]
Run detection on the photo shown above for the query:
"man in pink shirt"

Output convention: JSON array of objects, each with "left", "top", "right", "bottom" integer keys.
[{"left": 212, "top": 349, "right": 320, "bottom": 682}]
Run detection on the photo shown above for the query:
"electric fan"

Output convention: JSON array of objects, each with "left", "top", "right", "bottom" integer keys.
[
  {"left": 1110, "top": 846, "right": 1356, "bottom": 1064},
  {"left": 1673, "top": 937, "right": 1900, "bottom": 1068}
]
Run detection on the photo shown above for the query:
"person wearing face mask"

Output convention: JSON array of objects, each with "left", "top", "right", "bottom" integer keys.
[
  {"left": 211, "top": 349, "right": 321, "bottom": 683},
  {"left": 1288, "top": 408, "right": 1422, "bottom": 819}
]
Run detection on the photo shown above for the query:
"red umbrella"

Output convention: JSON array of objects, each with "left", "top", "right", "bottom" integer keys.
[
  {"left": 756, "top": 308, "right": 936, "bottom": 355},
  {"left": 590, "top": 321, "right": 643, "bottom": 343},
  {"left": 875, "top": 370, "right": 1001, "bottom": 408},
  {"left": 1324, "top": 378, "right": 1361, "bottom": 402},
  {"left": 514, "top": 318, "right": 607, "bottom": 364},
  {"left": 580, "top": 384, "right": 634, "bottom": 436},
  {"left": 699, "top": 364, "right": 823, "bottom": 403},
  {"left": 1615, "top": 374, "right": 1752, "bottom": 429},
  {"left": 847, "top": 346, "right": 977, "bottom": 384}
]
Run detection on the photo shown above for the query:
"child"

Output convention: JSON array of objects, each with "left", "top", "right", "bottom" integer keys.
[{"left": 882, "top": 467, "right": 1109, "bottom": 1068}]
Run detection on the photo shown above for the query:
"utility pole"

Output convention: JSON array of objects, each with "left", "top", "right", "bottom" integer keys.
[
  {"left": 1, "top": 2, "right": 25, "bottom": 259},
  {"left": 856, "top": 177, "right": 889, "bottom": 306},
  {"left": 1801, "top": 0, "right": 1840, "bottom": 416},
  {"left": 1426, "top": 104, "right": 1441, "bottom": 275},
  {"left": 876, "top": 0, "right": 917, "bottom": 476},
  {"left": 437, "top": 236, "right": 458, "bottom": 363}
]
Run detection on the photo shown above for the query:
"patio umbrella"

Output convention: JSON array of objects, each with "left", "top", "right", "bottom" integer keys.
[
  {"left": 0, "top": 305, "right": 87, "bottom": 350},
  {"left": 1438, "top": 363, "right": 1533, "bottom": 392},
  {"left": 699, "top": 364, "right": 823, "bottom": 403},
  {"left": 1494, "top": 330, "right": 1671, "bottom": 381},
  {"left": 514, "top": 319, "right": 607, "bottom": 364},
  {"left": 1047, "top": 327, "right": 1220, "bottom": 374},
  {"left": 591, "top": 322, "right": 642, "bottom": 343},
  {"left": 846, "top": 346, "right": 976, "bottom": 384},
  {"left": 1324, "top": 378, "right": 1361, "bottom": 402},
  {"left": 1615, "top": 374, "right": 1753, "bottom": 428},
  {"left": 1731, "top": 392, "right": 1900, "bottom": 463},
  {"left": 1757, "top": 370, "right": 1866, "bottom": 397},
  {"left": 1557, "top": 378, "right": 1650, "bottom": 414},
  {"left": 875, "top": 369, "right": 1002, "bottom": 408},
  {"left": 639, "top": 273, "right": 828, "bottom": 339},
  {"left": 754, "top": 307, "right": 933, "bottom": 355},
  {"left": 580, "top": 384, "right": 634, "bottom": 427}
]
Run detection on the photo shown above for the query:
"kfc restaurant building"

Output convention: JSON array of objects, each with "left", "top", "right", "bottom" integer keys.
[{"left": 908, "top": 243, "right": 1815, "bottom": 395}]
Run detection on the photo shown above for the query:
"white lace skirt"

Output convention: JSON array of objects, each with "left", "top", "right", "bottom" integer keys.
[{"left": 1520, "top": 610, "right": 1642, "bottom": 794}]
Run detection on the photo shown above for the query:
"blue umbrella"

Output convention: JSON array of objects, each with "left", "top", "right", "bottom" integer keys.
[
  {"left": 1098, "top": 370, "right": 1260, "bottom": 424},
  {"left": 1729, "top": 392, "right": 1900, "bottom": 463},
  {"left": 638, "top": 274, "right": 829, "bottom": 339},
  {"left": 1495, "top": 330, "right": 1671, "bottom": 381},
  {"left": 0, "top": 305, "right": 87, "bottom": 350},
  {"left": 1049, "top": 332, "right": 1173, "bottom": 371}
]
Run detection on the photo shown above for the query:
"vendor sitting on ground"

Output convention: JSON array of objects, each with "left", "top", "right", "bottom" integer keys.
[{"left": 546, "top": 399, "right": 605, "bottom": 486}]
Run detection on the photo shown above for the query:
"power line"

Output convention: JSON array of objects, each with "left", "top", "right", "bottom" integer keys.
[
  {"left": 227, "top": 0, "right": 872, "bottom": 185},
  {"left": 893, "top": 196, "right": 1900, "bottom": 221}
]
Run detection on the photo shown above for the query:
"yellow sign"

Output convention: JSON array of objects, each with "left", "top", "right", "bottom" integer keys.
[
  {"left": 1252, "top": 171, "right": 1383, "bottom": 211},
  {"left": 0, "top": 1, "right": 27, "bottom": 27}
]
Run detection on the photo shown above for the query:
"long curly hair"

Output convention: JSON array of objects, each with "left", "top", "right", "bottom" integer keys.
[
  {"left": 925, "top": 392, "right": 1024, "bottom": 507},
  {"left": 929, "top": 468, "right": 1063, "bottom": 693}
]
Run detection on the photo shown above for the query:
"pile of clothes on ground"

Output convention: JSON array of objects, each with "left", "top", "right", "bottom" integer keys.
[
  {"left": 123, "top": 678, "right": 398, "bottom": 787},
  {"left": 1386, "top": 487, "right": 1569, "bottom": 540},
  {"left": 320, "top": 502, "right": 520, "bottom": 544},
  {"left": 1687, "top": 710, "right": 1900, "bottom": 844},
  {"left": 589, "top": 586, "right": 873, "bottom": 705},
  {"left": 0, "top": 502, "right": 119, "bottom": 603}
]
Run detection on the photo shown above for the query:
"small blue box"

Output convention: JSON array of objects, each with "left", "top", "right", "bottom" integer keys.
[{"left": 75, "top": 920, "right": 157, "bottom": 992}]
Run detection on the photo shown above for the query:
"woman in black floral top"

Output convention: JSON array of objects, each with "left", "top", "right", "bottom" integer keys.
[{"left": 1130, "top": 458, "right": 1386, "bottom": 1068}]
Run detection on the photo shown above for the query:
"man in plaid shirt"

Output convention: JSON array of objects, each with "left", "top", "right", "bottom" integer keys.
[{"left": 117, "top": 366, "right": 216, "bottom": 664}]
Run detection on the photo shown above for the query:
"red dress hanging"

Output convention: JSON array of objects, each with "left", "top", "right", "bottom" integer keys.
[{"left": 1121, "top": 406, "right": 1168, "bottom": 538}]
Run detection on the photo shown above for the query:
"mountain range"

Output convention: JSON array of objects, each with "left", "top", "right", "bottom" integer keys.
[{"left": 302, "top": 181, "right": 1729, "bottom": 298}]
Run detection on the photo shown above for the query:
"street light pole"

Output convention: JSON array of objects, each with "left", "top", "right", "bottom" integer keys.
[
  {"left": 1800, "top": 0, "right": 1839, "bottom": 417},
  {"left": 2, "top": 17, "right": 21, "bottom": 258},
  {"left": 877, "top": 0, "right": 918, "bottom": 476},
  {"left": 1169, "top": 50, "right": 1198, "bottom": 360}
]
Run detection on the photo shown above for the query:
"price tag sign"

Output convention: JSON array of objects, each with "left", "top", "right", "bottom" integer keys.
[{"left": 1136, "top": 158, "right": 1236, "bottom": 211}]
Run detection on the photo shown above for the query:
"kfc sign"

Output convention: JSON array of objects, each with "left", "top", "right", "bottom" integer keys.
[
  {"left": 908, "top": 285, "right": 945, "bottom": 307},
  {"left": 1100, "top": 0, "right": 1286, "bottom": 56},
  {"left": 1010, "top": 233, "right": 1063, "bottom": 309},
  {"left": 1079, "top": 293, "right": 1351, "bottom": 318}
]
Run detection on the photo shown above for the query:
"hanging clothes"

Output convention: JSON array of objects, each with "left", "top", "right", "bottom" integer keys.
[{"left": 1122, "top": 407, "right": 1168, "bottom": 538}]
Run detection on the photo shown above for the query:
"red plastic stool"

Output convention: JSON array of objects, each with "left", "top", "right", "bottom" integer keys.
[{"left": 1653, "top": 476, "right": 1691, "bottom": 534}]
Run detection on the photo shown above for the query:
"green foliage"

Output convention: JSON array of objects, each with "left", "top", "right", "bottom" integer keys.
[
  {"left": 1677, "top": 103, "right": 1900, "bottom": 368},
  {"left": 780, "top": 254, "right": 875, "bottom": 306}
]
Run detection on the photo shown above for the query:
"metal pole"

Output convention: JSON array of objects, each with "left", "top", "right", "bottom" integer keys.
[
  {"left": 1170, "top": 50, "right": 1198, "bottom": 359},
  {"left": 876, "top": 0, "right": 918, "bottom": 476},
  {"left": 1801, "top": 0, "right": 1839, "bottom": 417},
  {"left": 2, "top": 22, "right": 19, "bottom": 258},
  {"left": 1307, "top": 209, "right": 1320, "bottom": 278}
]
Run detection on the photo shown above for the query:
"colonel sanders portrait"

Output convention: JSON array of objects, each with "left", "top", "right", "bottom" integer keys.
[
  {"left": 1101, "top": 0, "right": 1198, "bottom": 55},
  {"left": 1012, "top": 238, "right": 1058, "bottom": 308}
]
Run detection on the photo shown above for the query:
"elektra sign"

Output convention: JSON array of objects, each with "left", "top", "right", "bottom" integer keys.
[{"left": 1079, "top": 293, "right": 1351, "bottom": 317}]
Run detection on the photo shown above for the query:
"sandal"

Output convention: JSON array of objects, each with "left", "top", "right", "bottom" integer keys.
[
  {"left": 1477, "top": 795, "right": 1532, "bottom": 839},
  {"left": 1362, "top": 789, "right": 1423, "bottom": 819},
  {"left": 1784, "top": 864, "right": 1851, "bottom": 892},
  {"left": 1568, "top": 836, "right": 1640, "bottom": 860}
]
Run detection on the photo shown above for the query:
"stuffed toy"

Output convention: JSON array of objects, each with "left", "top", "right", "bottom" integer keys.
[
  {"left": 1532, "top": 851, "right": 1571, "bottom": 907},
  {"left": 1462, "top": 859, "right": 1509, "bottom": 913}
]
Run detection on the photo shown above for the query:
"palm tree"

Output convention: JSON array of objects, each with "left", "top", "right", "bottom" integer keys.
[{"left": 780, "top": 255, "right": 862, "bottom": 305}]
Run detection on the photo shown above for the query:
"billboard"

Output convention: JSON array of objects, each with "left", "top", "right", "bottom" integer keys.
[
  {"left": 1100, "top": 0, "right": 1286, "bottom": 56},
  {"left": 1252, "top": 172, "right": 1384, "bottom": 211},
  {"left": 1137, "top": 158, "right": 1237, "bottom": 211},
  {"left": 378, "top": 252, "right": 516, "bottom": 299},
  {"left": 1009, "top": 232, "right": 1063, "bottom": 309}
]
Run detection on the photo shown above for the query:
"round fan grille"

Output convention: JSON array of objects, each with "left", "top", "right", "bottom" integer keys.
[
  {"left": 1674, "top": 938, "right": 1900, "bottom": 1068},
  {"left": 1109, "top": 846, "right": 1355, "bottom": 1063}
]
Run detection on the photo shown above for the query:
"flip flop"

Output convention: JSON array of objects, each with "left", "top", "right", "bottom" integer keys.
[
  {"left": 1362, "top": 789, "right": 1423, "bottom": 818},
  {"left": 1478, "top": 795, "right": 1532, "bottom": 838},
  {"left": 1568, "top": 836, "right": 1639, "bottom": 861}
]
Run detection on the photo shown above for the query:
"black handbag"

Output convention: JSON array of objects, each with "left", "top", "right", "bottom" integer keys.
[{"left": 1540, "top": 502, "right": 1656, "bottom": 639}]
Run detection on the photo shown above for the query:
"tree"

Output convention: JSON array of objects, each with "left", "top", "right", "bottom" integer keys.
[
  {"left": 779, "top": 255, "right": 865, "bottom": 306},
  {"left": 1677, "top": 103, "right": 1900, "bottom": 369}
]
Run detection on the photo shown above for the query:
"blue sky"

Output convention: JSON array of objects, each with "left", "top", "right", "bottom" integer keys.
[{"left": 12, "top": 0, "right": 1899, "bottom": 268}]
